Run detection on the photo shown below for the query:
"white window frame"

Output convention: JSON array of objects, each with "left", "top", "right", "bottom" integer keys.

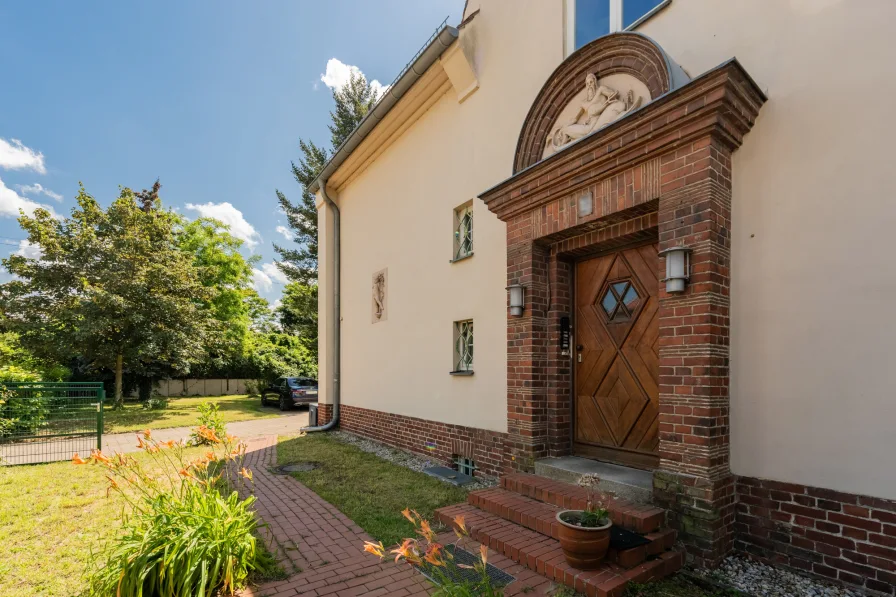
[
  {"left": 452, "top": 201, "right": 474, "bottom": 262},
  {"left": 564, "top": 0, "right": 671, "bottom": 56}
]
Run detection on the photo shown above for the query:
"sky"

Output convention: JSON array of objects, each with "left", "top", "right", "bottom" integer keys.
[{"left": 0, "top": 0, "right": 464, "bottom": 306}]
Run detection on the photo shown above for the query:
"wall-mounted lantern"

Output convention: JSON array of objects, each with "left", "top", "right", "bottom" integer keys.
[
  {"left": 659, "top": 246, "right": 691, "bottom": 293},
  {"left": 507, "top": 284, "right": 526, "bottom": 317}
]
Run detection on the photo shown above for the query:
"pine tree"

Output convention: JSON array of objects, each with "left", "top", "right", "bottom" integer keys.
[{"left": 273, "top": 71, "right": 382, "bottom": 284}]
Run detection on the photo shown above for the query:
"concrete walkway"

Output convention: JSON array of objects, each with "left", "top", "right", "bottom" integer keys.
[{"left": 101, "top": 409, "right": 310, "bottom": 454}]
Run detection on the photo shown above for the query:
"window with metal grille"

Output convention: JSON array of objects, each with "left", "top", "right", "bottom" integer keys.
[
  {"left": 455, "top": 456, "right": 476, "bottom": 477},
  {"left": 453, "top": 202, "right": 474, "bottom": 261},
  {"left": 453, "top": 319, "right": 474, "bottom": 372}
]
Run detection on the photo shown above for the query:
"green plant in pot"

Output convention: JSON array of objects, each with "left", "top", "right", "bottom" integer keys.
[{"left": 555, "top": 473, "right": 612, "bottom": 570}]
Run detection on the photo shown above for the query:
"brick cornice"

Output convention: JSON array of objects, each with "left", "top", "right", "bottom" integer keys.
[{"left": 480, "top": 59, "right": 766, "bottom": 223}]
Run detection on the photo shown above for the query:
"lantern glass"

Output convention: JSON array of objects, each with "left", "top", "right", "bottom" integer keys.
[
  {"left": 507, "top": 285, "right": 525, "bottom": 317},
  {"left": 661, "top": 247, "right": 690, "bottom": 293}
]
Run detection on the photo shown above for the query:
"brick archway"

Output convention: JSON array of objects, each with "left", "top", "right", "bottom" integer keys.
[{"left": 479, "top": 45, "right": 765, "bottom": 565}]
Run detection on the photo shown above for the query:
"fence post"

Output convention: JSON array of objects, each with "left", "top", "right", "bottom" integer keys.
[{"left": 97, "top": 386, "right": 105, "bottom": 451}]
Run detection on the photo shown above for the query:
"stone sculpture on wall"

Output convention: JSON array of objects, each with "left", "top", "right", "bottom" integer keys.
[
  {"left": 371, "top": 269, "right": 387, "bottom": 323},
  {"left": 544, "top": 73, "right": 644, "bottom": 158}
]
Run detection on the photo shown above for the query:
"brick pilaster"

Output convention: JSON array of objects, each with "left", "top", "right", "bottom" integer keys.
[{"left": 652, "top": 136, "right": 736, "bottom": 567}]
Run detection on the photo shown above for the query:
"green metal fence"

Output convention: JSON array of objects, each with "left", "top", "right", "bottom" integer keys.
[{"left": 0, "top": 382, "right": 105, "bottom": 465}]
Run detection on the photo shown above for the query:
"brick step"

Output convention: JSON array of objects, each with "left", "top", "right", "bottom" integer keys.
[
  {"left": 435, "top": 503, "right": 683, "bottom": 597},
  {"left": 469, "top": 487, "right": 676, "bottom": 568},
  {"left": 502, "top": 473, "right": 666, "bottom": 534}
]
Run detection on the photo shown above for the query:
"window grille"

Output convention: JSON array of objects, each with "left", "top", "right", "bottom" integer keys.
[
  {"left": 455, "top": 456, "right": 476, "bottom": 477},
  {"left": 454, "top": 320, "right": 474, "bottom": 372},
  {"left": 453, "top": 203, "right": 474, "bottom": 261}
]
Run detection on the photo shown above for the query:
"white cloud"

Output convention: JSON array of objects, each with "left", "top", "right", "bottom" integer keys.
[
  {"left": 320, "top": 58, "right": 389, "bottom": 99},
  {"left": 271, "top": 299, "right": 282, "bottom": 311},
  {"left": 16, "top": 183, "right": 63, "bottom": 202},
  {"left": 184, "top": 202, "right": 261, "bottom": 249},
  {"left": 15, "top": 240, "right": 42, "bottom": 259},
  {"left": 252, "top": 268, "right": 273, "bottom": 293},
  {"left": 275, "top": 225, "right": 293, "bottom": 241},
  {"left": 0, "top": 176, "right": 58, "bottom": 219},
  {"left": 0, "top": 138, "right": 47, "bottom": 174},
  {"left": 261, "top": 262, "right": 288, "bottom": 285}
]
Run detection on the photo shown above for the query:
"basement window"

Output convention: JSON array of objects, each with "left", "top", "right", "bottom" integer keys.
[{"left": 455, "top": 456, "right": 476, "bottom": 477}]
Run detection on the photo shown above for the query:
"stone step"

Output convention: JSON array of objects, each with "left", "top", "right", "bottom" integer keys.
[
  {"left": 435, "top": 503, "right": 684, "bottom": 597},
  {"left": 534, "top": 457, "right": 654, "bottom": 505},
  {"left": 469, "top": 487, "right": 677, "bottom": 568},
  {"left": 501, "top": 473, "right": 667, "bottom": 534}
]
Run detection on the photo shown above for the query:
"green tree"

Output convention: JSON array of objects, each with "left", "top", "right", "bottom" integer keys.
[
  {"left": 276, "top": 282, "right": 318, "bottom": 357},
  {"left": 274, "top": 71, "right": 381, "bottom": 285},
  {"left": 1, "top": 184, "right": 214, "bottom": 406}
]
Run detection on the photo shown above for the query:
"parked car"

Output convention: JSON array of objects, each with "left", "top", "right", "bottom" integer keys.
[{"left": 261, "top": 377, "right": 318, "bottom": 411}]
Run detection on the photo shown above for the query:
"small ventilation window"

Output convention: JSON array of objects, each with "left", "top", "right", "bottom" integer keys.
[
  {"left": 455, "top": 456, "right": 476, "bottom": 477},
  {"left": 452, "top": 202, "right": 474, "bottom": 262}
]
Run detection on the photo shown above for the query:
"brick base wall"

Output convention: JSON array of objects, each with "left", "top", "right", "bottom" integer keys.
[
  {"left": 335, "top": 404, "right": 508, "bottom": 478},
  {"left": 736, "top": 476, "right": 896, "bottom": 595},
  {"left": 316, "top": 403, "right": 333, "bottom": 425}
]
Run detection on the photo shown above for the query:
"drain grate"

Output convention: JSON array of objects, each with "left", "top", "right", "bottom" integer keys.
[
  {"left": 275, "top": 462, "right": 319, "bottom": 474},
  {"left": 414, "top": 544, "right": 514, "bottom": 588},
  {"left": 423, "top": 466, "right": 476, "bottom": 486}
]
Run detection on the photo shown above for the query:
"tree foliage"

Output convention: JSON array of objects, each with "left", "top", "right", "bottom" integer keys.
[
  {"left": 276, "top": 282, "right": 317, "bottom": 357},
  {"left": 1, "top": 184, "right": 215, "bottom": 405}
]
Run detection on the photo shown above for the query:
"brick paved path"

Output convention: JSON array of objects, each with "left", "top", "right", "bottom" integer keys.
[{"left": 238, "top": 435, "right": 564, "bottom": 597}]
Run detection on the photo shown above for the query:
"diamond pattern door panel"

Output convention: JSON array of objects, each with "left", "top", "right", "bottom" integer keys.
[{"left": 574, "top": 243, "right": 659, "bottom": 469}]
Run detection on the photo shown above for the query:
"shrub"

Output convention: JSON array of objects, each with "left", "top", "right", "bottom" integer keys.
[
  {"left": 190, "top": 402, "right": 226, "bottom": 445},
  {"left": 364, "top": 509, "right": 504, "bottom": 597},
  {"left": 77, "top": 428, "right": 266, "bottom": 596},
  {"left": 0, "top": 368, "right": 47, "bottom": 439},
  {"left": 141, "top": 396, "right": 169, "bottom": 410},
  {"left": 244, "top": 379, "right": 261, "bottom": 396}
]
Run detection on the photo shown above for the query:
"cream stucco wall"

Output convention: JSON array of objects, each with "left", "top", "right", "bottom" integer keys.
[
  {"left": 317, "top": 1, "right": 565, "bottom": 433},
  {"left": 640, "top": 0, "right": 896, "bottom": 499}
]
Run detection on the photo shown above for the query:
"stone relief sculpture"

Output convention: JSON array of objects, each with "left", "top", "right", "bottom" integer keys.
[
  {"left": 371, "top": 269, "right": 387, "bottom": 323},
  {"left": 544, "top": 73, "right": 643, "bottom": 158}
]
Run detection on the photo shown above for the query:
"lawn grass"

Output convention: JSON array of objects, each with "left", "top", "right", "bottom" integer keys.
[
  {"left": 0, "top": 444, "right": 282, "bottom": 597},
  {"left": 277, "top": 433, "right": 469, "bottom": 546},
  {"left": 103, "top": 394, "right": 277, "bottom": 433}
]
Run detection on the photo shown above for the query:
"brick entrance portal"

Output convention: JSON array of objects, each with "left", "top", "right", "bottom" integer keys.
[{"left": 479, "top": 33, "right": 765, "bottom": 566}]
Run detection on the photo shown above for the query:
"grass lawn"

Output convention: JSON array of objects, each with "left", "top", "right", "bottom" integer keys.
[
  {"left": 0, "top": 444, "right": 282, "bottom": 597},
  {"left": 103, "top": 394, "right": 277, "bottom": 433},
  {"left": 278, "top": 433, "right": 469, "bottom": 546}
]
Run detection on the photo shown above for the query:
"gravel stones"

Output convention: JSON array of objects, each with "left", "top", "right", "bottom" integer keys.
[{"left": 697, "top": 555, "right": 864, "bottom": 597}]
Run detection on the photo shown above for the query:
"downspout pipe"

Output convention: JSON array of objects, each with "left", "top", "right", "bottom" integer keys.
[{"left": 302, "top": 179, "right": 340, "bottom": 432}]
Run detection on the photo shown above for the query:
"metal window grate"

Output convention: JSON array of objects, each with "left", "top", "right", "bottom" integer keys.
[
  {"left": 454, "top": 320, "right": 474, "bottom": 372},
  {"left": 414, "top": 544, "right": 515, "bottom": 588},
  {"left": 453, "top": 203, "right": 474, "bottom": 260},
  {"left": 455, "top": 456, "right": 476, "bottom": 477}
]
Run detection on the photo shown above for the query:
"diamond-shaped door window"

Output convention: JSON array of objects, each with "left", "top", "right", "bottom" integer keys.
[{"left": 599, "top": 280, "right": 640, "bottom": 321}]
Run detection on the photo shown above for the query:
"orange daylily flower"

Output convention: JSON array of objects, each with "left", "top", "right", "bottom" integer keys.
[
  {"left": 205, "top": 451, "right": 215, "bottom": 460},
  {"left": 179, "top": 468, "right": 194, "bottom": 479},
  {"left": 142, "top": 429, "right": 152, "bottom": 439},
  {"left": 423, "top": 543, "right": 446, "bottom": 567},
  {"left": 238, "top": 467, "right": 253, "bottom": 481},
  {"left": 391, "top": 539, "right": 420, "bottom": 564},
  {"left": 161, "top": 440, "right": 177, "bottom": 449},
  {"left": 419, "top": 519, "right": 435, "bottom": 542},
  {"left": 401, "top": 508, "right": 416, "bottom": 524},
  {"left": 479, "top": 544, "right": 488, "bottom": 567},
  {"left": 136, "top": 436, "right": 147, "bottom": 449},
  {"left": 363, "top": 541, "right": 386, "bottom": 558},
  {"left": 71, "top": 453, "right": 88, "bottom": 465},
  {"left": 453, "top": 515, "right": 468, "bottom": 536},
  {"left": 90, "top": 449, "right": 112, "bottom": 464}
]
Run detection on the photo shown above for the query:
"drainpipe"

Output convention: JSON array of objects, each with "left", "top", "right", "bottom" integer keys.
[{"left": 303, "top": 179, "right": 340, "bottom": 432}]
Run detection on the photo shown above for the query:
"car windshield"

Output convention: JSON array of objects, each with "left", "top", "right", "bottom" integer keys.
[{"left": 287, "top": 378, "right": 317, "bottom": 388}]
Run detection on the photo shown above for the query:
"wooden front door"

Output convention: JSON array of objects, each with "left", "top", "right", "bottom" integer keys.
[{"left": 574, "top": 243, "right": 660, "bottom": 469}]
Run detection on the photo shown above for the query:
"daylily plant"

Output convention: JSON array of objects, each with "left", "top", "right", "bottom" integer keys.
[{"left": 364, "top": 508, "right": 503, "bottom": 596}]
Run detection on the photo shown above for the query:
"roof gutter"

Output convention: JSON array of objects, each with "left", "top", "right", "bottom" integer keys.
[{"left": 309, "top": 24, "right": 458, "bottom": 193}]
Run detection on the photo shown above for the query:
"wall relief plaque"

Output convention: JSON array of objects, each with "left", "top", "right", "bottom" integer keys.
[
  {"left": 371, "top": 268, "right": 388, "bottom": 323},
  {"left": 543, "top": 72, "right": 651, "bottom": 159}
]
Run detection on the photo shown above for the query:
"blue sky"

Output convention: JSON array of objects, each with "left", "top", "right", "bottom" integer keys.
[{"left": 0, "top": 0, "right": 464, "bottom": 304}]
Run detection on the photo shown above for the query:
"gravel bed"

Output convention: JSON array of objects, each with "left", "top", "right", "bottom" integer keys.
[
  {"left": 696, "top": 555, "right": 864, "bottom": 597},
  {"left": 328, "top": 430, "right": 498, "bottom": 491}
]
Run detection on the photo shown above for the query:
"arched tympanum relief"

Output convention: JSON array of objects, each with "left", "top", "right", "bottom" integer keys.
[{"left": 514, "top": 32, "right": 688, "bottom": 173}]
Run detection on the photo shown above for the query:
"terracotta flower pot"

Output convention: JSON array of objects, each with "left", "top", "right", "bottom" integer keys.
[{"left": 555, "top": 510, "right": 612, "bottom": 570}]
